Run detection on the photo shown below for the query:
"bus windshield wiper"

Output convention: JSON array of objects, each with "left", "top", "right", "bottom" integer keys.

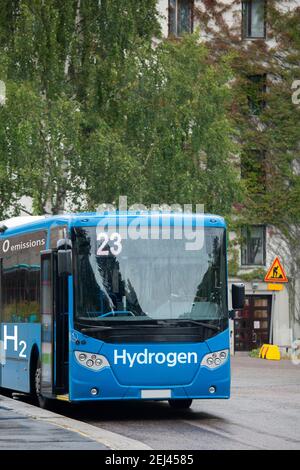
[
  {"left": 79, "top": 322, "right": 160, "bottom": 332},
  {"left": 161, "top": 319, "right": 221, "bottom": 331},
  {"left": 81, "top": 325, "right": 113, "bottom": 332},
  {"left": 78, "top": 319, "right": 220, "bottom": 332}
]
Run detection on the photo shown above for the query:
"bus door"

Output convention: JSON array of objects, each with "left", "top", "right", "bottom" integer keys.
[
  {"left": 0, "top": 258, "right": 3, "bottom": 387},
  {"left": 40, "top": 251, "right": 69, "bottom": 397}
]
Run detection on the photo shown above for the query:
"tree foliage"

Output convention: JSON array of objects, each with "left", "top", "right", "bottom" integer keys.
[
  {"left": 0, "top": 0, "right": 160, "bottom": 215},
  {"left": 82, "top": 33, "right": 241, "bottom": 213},
  {"left": 0, "top": 2, "right": 241, "bottom": 218}
]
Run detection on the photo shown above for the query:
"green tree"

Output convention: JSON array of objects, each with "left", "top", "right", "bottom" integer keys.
[
  {"left": 0, "top": 0, "right": 160, "bottom": 217},
  {"left": 82, "top": 33, "right": 242, "bottom": 214},
  {"left": 0, "top": 2, "right": 241, "bottom": 220}
]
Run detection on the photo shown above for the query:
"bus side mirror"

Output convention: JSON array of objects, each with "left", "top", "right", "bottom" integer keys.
[
  {"left": 58, "top": 250, "right": 72, "bottom": 276},
  {"left": 232, "top": 283, "right": 245, "bottom": 310}
]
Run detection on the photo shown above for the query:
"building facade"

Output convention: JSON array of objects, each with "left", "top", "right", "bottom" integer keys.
[{"left": 157, "top": 0, "right": 299, "bottom": 353}]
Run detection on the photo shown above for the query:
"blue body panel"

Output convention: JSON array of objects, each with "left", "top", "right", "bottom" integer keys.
[
  {"left": 0, "top": 212, "right": 230, "bottom": 401},
  {"left": 0, "top": 323, "right": 40, "bottom": 392},
  {"left": 69, "top": 329, "right": 230, "bottom": 401}
]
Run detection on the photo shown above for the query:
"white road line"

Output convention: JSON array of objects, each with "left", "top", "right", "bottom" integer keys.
[
  {"left": 0, "top": 395, "right": 151, "bottom": 450},
  {"left": 181, "top": 420, "right": 263, "bottom": 450}
]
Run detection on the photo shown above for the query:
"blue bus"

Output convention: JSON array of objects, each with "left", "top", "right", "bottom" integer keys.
[{"left": 0, "top": 213, "right": 244, "bottom": 408}]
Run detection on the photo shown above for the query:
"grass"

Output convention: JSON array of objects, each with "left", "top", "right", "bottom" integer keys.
[{"left": 249, "top": 348, "right": 261, "bottom": 358}]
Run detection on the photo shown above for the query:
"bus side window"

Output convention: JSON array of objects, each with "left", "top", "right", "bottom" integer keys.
[
  {"left": 1, "top": 231, "right": 47, "bottom": 324},
  {"left": 2, "top": 241, "right": 18, "bottom": 323}
]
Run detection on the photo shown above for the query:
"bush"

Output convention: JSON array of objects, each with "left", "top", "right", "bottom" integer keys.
[{"left": 249, "top": 348, "right": 260, "bottom": 358}]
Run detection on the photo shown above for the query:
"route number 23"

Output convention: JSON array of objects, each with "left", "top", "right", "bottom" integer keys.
[{"left": 97, "top": 232, "right": 122, "bottom": 256}]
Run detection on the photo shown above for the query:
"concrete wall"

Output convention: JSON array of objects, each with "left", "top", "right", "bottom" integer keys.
[
  {"left": 155, "top": 0, "right": 297, "bottom": 349},
  {"left": 158, "top": 0, "right": 300, "bottom": 42},
  {"left": 228, "top": 279, "right": 291, "bottom": 352}
]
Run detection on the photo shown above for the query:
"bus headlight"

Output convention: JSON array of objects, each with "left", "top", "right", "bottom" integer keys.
[
  {"left": 75, "top": 351, "right": 110, "bottom": 371},
  {"left": 201, "top": 350, "right": 229, "bottom": 369}
]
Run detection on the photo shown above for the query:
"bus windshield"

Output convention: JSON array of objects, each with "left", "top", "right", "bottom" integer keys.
[{"left": 73, "top": 226, "right": 227, "bottom": 330}]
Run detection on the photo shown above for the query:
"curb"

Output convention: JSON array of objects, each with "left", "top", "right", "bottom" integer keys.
[{"left": 0, "top": 394, "right": 152, "bottom": 451}]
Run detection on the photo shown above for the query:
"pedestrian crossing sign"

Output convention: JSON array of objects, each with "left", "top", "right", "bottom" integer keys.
[{"left": 264, "top": 256, "right": 288, "bottom": 283}]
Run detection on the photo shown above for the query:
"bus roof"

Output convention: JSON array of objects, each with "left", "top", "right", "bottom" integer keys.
[{"left": 0, "top": 212, "right": 226, "bottom": 236}]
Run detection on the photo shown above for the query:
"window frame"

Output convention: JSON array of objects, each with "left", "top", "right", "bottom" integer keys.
[
  {"left": 168, "top": 0, "right": 194, "bottom": 37},
  {"left": 241, "top": 225, "right": 266, "bottom": 267},
  {"left": 241, "top": 148, "right": 267, "bottom": 195},
  {"left": 242, "top": 0, "right": 267, "bottom": 40},
  {"left": 247, "top": 73, "right": 267, "bottom": 116}
]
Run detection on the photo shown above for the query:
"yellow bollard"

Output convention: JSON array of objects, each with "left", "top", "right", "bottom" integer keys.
[
  {"left": 259, "top": 344, "right": 281, "bottom": 361},
  {"left": 265, "top": 345, "right": 281, "bottom": 360},
  {"left": 259, "top": 344, "right": 268, "bottom": 359}
]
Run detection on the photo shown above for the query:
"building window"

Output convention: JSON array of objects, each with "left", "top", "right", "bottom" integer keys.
[
  {"left": 242, "top": 0, "right": 266, "bottom": 39},
  {"left": 169, "top": 0, "right": 193, "bottom": 37},
  {"left": 241, "top": 225, "right": 266, "bottom": 266},
  {"left": 241, "top": 149, "right": 266, "bottom": 194},
  {"left": 247, "top": 74, "right": 266, "bottom": 115}
]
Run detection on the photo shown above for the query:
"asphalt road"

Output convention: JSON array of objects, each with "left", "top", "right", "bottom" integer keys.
[{"left": 53, "top": 356, "right": 300, "bottom": 450}]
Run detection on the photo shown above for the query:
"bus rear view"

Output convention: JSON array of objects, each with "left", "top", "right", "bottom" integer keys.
[{"left": 0, "top": 212, "right": 245, "bottom": 408}]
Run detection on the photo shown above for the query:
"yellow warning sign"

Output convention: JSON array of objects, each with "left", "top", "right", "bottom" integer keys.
[
  {"left": 264, "top": 257, "right": 288, "bottom": 283},
  {"left": 267, "top": 283, "right": 283, "bottom": 291}
]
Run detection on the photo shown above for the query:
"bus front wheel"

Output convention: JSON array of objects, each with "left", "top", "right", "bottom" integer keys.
[
  {"left": 34, "top": 363, "right": 50, "bottom": 409},
  {"left": 168, "top": 399, "right": 193, "bottom": 409}
]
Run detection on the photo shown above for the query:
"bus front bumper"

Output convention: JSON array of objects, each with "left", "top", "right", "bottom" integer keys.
[{"left": 69, "top": 362, "right": 231, "bottom": 402}]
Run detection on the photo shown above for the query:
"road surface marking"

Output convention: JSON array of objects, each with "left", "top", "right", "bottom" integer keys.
[{"left": 181, "top": 419, "right": 263, "bottom": 450}]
